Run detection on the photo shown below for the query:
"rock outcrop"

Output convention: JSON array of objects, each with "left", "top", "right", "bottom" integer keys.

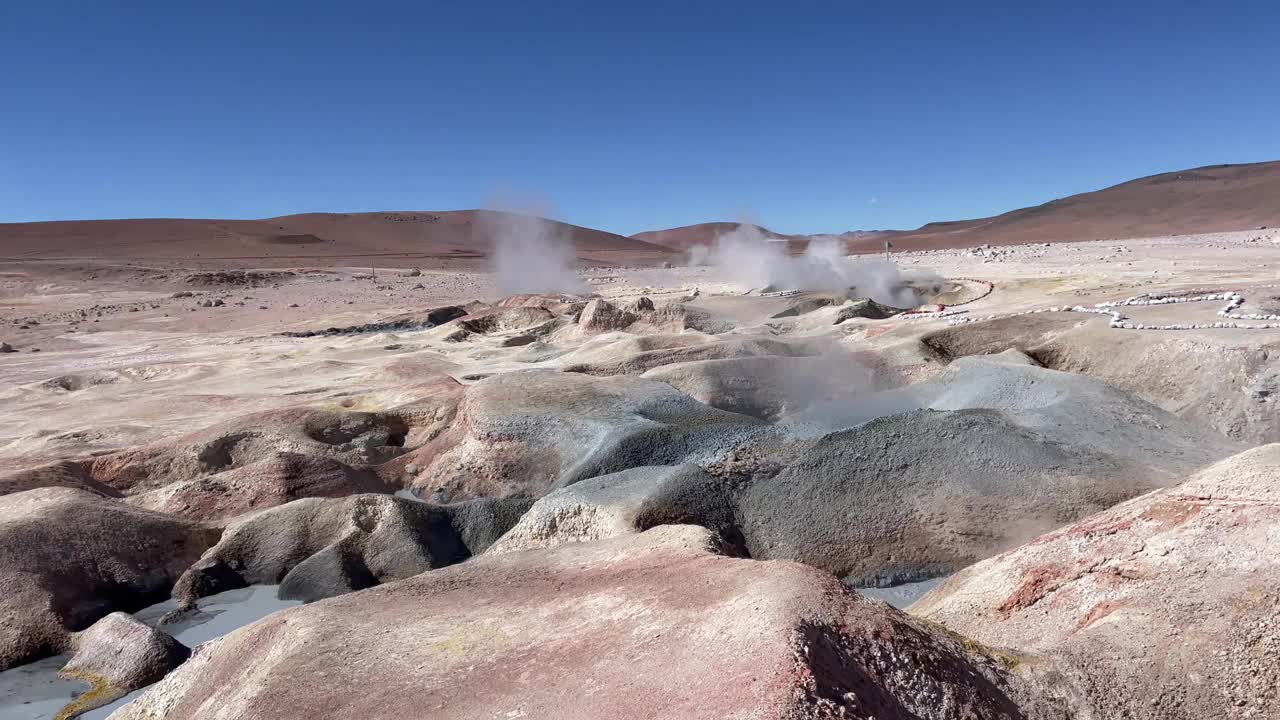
[
  {"left": 576, "top": 297, "right": 638, "bottom": 333},
  {"left": 406, "top": 369, "right": 767, "bottom": 500},
  {"left": 0, "top": 488, "right": 217, "bottom": 670},
  {"left": 57, "top": 612, "right": 190, "bottom": 716},
  {"left": 124, "top": 452, "right": 392, "bottom": 521},
  {"left": 174, "top": 493, "right": 531, "bottom": 604},
  {"left": 735, "top": 359, "right": 1239, "bottom": 585},
  {"left": 487, "top": 464, "right": 736, "bottom": 554},
  {"left": 561, "top": 335, "right": 809, "bottom": 376},
  {"left": 912, "top": 444, "right": 1280, "bottom": 719},
  {"left": 111, "top": 526, "right": 1068, "bottom": 720}
]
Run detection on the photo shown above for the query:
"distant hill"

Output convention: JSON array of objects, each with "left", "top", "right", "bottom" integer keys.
[
  {"left": 0, "top": 210, "right": 677, "bottom": 268},
  {"left": 631, "top": 222, "right": 895, "bottom": 254},
  {"left": 636, "top": 161, "right": 1280, "bottom": 254}
]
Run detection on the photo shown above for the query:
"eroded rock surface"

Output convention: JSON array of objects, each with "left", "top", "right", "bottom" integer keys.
[
  {"left": 487, "top": 464, "right": 736, "bottom": 554},
  {"left": 112, "top": 527, "right": 1068, "bottom": 720},
  {"left": 406, "top": 369, "right": 768, "bottom": 500},
  {"left": 0, "top": 488, "right": 217, "bottom": 670},
  {"left": 912, "top": 444, "right": 1280, "bottom": 719},
  {"left": 174, "top": 493, "right": 531, "bottom": 604},
  {"left": 58, "top": 612, "right": 189, "bottom": 716}
]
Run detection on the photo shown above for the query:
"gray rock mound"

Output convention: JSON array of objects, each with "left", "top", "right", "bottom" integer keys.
[
  {"left": 487, "top": 464, "right": 736, "bottom": 554},
  {"left": 642, "top": 353, "right": 875, "bottom": 421},
  {"left": 174, "top": 493, "right": 532, "bottom": 604},
  {"left": 410, "top": 369, "right": 767, "bottom": 500},
  {"left": 833, "top": 298, "right": 898, "bottom": 323},
  {"left": 737, "top": 360, "right": 1238, "bottom": 585}
]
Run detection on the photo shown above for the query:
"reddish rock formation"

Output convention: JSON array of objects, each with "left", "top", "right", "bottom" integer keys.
[
  {"left": 112, "top": 527, "right": 1068, "bottom": 720},
  {"left": 913, "top": 444, "right": 1280, "bottom": 719}
]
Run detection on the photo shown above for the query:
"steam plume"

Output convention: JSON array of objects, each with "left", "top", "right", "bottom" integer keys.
[
  {"left": 482, "top": 208, "right": 586, "bottom": 296},
  {"left": 689, "top": 224, "right": 937, "bottom": 307}
]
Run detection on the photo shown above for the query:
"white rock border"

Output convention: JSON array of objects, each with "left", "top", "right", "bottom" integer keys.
[{"left": 940, "top": 291, "right": 1280, "bottom": 330}]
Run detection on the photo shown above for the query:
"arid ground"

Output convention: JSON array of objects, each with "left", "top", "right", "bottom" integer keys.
[{"left": 3, "top": 197, "right": 1280, "bottom": 718}]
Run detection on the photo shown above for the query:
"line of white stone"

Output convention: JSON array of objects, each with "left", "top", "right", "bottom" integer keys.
[{"left": 939, "top": 291, "right": 1280, "bottom": 330}]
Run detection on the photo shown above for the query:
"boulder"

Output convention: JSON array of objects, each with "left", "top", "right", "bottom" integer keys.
[
  {"left": 912, "top": 444, "right": 1280, "bottom": 719},
  {"left": 57, "top": 612, "right": 189, "bottom": 716},
  {"left": 577, "top": 297, "right": 637, "bottom": 332},
  {"left": 487, "top": 464, "right": 736, "bottom": 554},
  {"left": 111, "top": 526, "right": 1068, "bottom": 720},
  {"left": 174, "top": 494, "right": 531, "bottom": 604},
  {"left": 0, "top": 488, "right": 217, "bottom": 670}
]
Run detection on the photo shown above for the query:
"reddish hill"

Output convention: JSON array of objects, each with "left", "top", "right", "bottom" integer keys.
[
  {"left": 853, "top": 160, "right": 1280, "bottom": 253},
  {"left": 637, "top": 161, "right": 1280, "bottom": 254},
  {"left": 0, "top": 210, "right": 677, "bottom": 268}
]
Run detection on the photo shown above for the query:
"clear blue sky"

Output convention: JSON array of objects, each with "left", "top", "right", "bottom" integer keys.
[{"left": 2, "top": 1, "right": 1277, "bottom": 235}]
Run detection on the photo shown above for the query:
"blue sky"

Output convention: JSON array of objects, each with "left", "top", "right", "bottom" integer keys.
[{"left": 2, "top": 1, "right": 1277, "bottom": 235}]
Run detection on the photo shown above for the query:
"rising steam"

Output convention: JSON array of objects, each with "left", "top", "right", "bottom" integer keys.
[
  {"left": 689, "top": 224, "right": 937, "bottom": 307},
  {"left": 482, "top": 209, "right": 586, "bottom": 296}
]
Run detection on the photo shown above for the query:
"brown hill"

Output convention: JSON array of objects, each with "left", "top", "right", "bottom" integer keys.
[
  {"left": 636, "top": 161, "right": 1280, "bottom": 254},
  {"left": 0, "top": 211, "right": 676, "bottom": 269},
  {"left": 860, "top": 160, "right": 1280, "bottom": 252}
]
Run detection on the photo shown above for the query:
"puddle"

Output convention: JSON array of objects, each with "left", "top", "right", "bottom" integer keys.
[
  {"left": 0, "top": 586, "right": 300, "bottom": 720},
  {"left": 855, "top": 576, "right": 947, "bottom": 609}
]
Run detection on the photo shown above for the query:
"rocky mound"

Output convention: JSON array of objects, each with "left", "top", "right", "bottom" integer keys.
[
  {"left": 912, "top": 444, "right": 1280, "bottom": 719},
  {"left": 736, "top": 407, "right": 1196, "bottom": 585},
  {"left": 82, "top": 406, "right": 410, "bottom": 495},
  {"left": 0, "top": 488, "right": 218, "bottom": 670},
  {"left": 281, "top": 305, "right": 467, "bottom": 337},
  {"left": 404, "top": 369, "right": 768, "bottom": 501},
  {"left": 642, "top": 354, "right": 876, "bottom": 421},
  {"left": 734, "top": 359, "right": 1237, "bottom": 585},
  {"left": 487, "top": 464, "right": 736, "bottom": 554},
  {"left": 560, "top": 335, "right": 810, "bottom": 376},
  {"left": 175, "top": 493, "right": 531, "bottom": 605},
  {"left": 924, "top": 315, "right": 1280, "bottom": 443},
  {"left": 110, "top": 526, "right": 1068, "bottom": 720},
  {"left": 0, "top": 459, "right": 120, "bottom": 497},
  {"left": 57, "top": 613, "right": 190, "bottom": 716},
  {"left": 124, "top": 452, "right": 393, "bottom": 521}
]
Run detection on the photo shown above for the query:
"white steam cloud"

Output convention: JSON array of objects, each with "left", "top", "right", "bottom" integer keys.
[
  {"left": 482, "top": 209, "right": 586, "bottom": 296},
  {"left": 688, "top": 224, "right": 937, "bottom": 307}
]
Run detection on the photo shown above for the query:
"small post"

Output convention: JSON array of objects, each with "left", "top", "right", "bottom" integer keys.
[{"left": 884, "top": 239, "right": 892, "bottom": 262}]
